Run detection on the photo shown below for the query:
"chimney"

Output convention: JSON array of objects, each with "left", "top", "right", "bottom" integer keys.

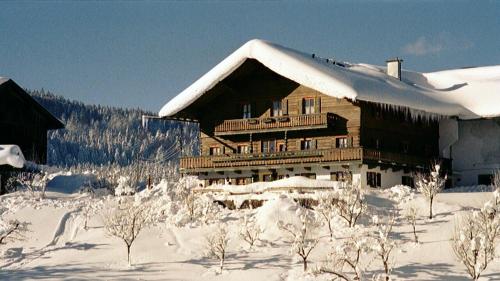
[{"left": 386, "top": 57, "right": 403, "bottom": 80}]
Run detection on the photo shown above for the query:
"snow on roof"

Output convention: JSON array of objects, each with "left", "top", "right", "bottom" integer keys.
[
  {"left": 0, "top": 145, "right": 26, "bottom": 168},
  {"left": 159, "top": 39, "right": 500, "bottom": 120},
  {"left": 200, "top": 176, "right": 341, "bottom": 194}
]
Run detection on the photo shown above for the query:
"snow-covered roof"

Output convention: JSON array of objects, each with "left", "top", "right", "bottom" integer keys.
[
  {"left": 0, "top": 145, "right": 25, "bottom": 168},
  {"left": 199, "top": 176, "right": 341, "bottom": 194},
  {"left": 159, "top": 39, "right": 500, "bottom": 120}
]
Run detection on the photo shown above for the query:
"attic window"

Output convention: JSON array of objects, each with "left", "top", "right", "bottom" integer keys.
[
  {"left": 242, "top": 103, "right": 252, "bottom": 119},
  {"left": 302, "top": 98, "right": 315, "bottom": 114},
  {"left": 272, "top": 100, "right": 283, "bottom": 117}
]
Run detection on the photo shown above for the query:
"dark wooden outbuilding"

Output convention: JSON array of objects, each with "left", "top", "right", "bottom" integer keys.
[{"left": 0, "top": 77, "right": 64, "bottom": 193}]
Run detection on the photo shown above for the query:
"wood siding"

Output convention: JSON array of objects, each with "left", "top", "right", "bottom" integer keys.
[{"left": 173, "top": 59, "right": 442, "bottom": 174}]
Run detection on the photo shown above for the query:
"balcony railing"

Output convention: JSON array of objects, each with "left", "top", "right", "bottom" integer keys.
[
  {"left": 180, "top": 147, "right": 437, "bottom": 172},
  {"left": 214, "top": 113, "right": 335, "bottom": 136},
  {"left": 180, "top": 147, "right": 363, "bottom": 171}
]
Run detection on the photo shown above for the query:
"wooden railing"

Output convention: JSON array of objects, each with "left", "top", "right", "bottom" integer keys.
[
  {"left": 180, "top": 147, "right": 438, "bottom": 172},
  {"left": 363, "top": 149, "right": 429, "bottom": 167},
  {"left": 180, "top": 147, "right": 363, "bottom": 171},
  {"left": 214, "top": 113, "right": 335, "bottom": 135}
]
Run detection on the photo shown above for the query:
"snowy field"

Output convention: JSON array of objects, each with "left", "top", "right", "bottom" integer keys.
[{"left": 0, "top": 175, "right": 499, "bottom": 281}]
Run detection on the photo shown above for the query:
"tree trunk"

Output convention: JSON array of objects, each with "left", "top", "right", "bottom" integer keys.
[
  {"left": 127, "top": 244, "right": 131, "bottom": 266},
  {"left": 303, "top": 257, "right": 308, "bottom": 271},
  {"left": 412, "top": 223, "right": 418, "bottom": 243},
  {"left": 429, "top": 198, "right": 433, "bottom": 219}
]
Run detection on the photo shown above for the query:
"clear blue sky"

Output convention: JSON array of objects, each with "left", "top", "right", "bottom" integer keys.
[{"left": 1, "top": 1, "right": 499, "bottom": 112}]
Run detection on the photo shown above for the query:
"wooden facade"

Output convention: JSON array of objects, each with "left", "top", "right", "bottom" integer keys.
[
  {"left": 171, "top": 59, "right": 444, "bottom": 186},
  {"left": 0, "top": 78, "right": 64, "bottom": 164}
]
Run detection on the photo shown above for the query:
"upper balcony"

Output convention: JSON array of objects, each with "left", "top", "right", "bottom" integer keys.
[{"left": 213, "top": 113, "right": 336, "bottom": 136}]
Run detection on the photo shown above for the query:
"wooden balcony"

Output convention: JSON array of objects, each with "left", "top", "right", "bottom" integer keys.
[
  {"left": 180, "top": 147, "right": 437, "bottom": 173},
  {"left": 180, "top": 147, "right": 363, "bottom": 172},
  {"left": 214, "top": 113, "right": 336, "bottom": 136}
]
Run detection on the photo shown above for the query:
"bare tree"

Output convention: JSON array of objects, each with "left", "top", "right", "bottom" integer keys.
[
  {"left": 416, "top": 163, "right": 446, "bottom": 219},
  {"left": 451, "top": 203, "right": 499, "bottom": 281},
  {"left": 371, "top": 215, "right": 397, "bottom": 281},
  {"left": 0, "top": 219, "right": 30, "bottom": 244},
  {"left": 205, "top": 223, "right": 229, "bottom": 272},
  {"left": 493, "top": 170, "right": 500, "bottom": 206},
  {"left": 315, "top": 192, "right": 337, "bottom": 238},
  {"left": 404, "top": 204, "right": 420, "bottom": 243},
  {"left": 319, "top": 230, "right": 371, "bottom": 280},
  {"left": 81, "top": 198, "right": 104, "bottom": 230},
  {"left": 14, "top": 170, "right": 49, "bottom": 199},
  {"left": 278, "top": 212, "right": 321, "bottom": 271},
  {"left": 334, "top": 182, "right": 367, "bottom": 227},
  {"left": 104, "top": 201, "right": 151, "bottom": 266},
  {"left": 239, "top": 215, "right": 262, "bottom": 249}
]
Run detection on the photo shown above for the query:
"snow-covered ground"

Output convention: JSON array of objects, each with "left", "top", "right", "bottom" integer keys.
[{"left": 1, "top": 176, "right": 499, "bottom": 280}]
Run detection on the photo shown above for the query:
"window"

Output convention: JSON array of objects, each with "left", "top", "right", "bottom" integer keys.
[
  {"left": 331, "top": 171, "right": 351, "bottom": 182},
  {"left": 236, "top": 178, "right": 247, "bottom": 185},
  {"left": 402, "top": 176, "right": 415, "bottom": 188},
  {"left": 372, "top": 138, "right": 380, "bottom": 149},
  {"left": 367, "top": 172, "right": 381, "bottom": 188},
  {"left": 478, "top": 174, "right": 493, "bottom": 185},
  {"left": 272, "top": 100, "right": 283, "bottom": 117},
  {"left": 242, "top": 103, "right": 252, "bottom": 119},
  {"left": 209, "top": 146, "right": 222, "bottom": 155},
  {"left": 261, "top": 140, "right": 276, "bottom": 153},
  {"left": 300, "top": 173, "right": 316, "bottom": 179},
  {"left": 401, "top": 141, "right": 409, "bottom": 154},
  {"left": 263, "top": 174, "right": 275, "bottom": 182},
  {"left": 237, "top": 144, "right": 250, "bottom": 154},
  {"left": 302, "top": 98, "right": 315, "bottom": 114},
  {"left": 335, "top": 137, "right": 349, "bottom": 148},
  {"left": 300, "top": 139, "right": 313, "bottom": 150},
  {"left": 277, "top": 142, "right": 286, "bottom": 152}
]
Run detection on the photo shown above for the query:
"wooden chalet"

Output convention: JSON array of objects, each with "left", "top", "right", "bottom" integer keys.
[{"left": 157, "top": 40, "right": 500, "bottom": 188}]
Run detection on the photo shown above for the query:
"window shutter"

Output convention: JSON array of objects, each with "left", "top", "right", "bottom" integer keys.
[
  {"left": 282, "top": 99, "right": 288, "bottom": 115},
  {"left": 298, "top": 99, "right": 303, "bottom": 115},
  {"left": 315, "top": 96, "right": 321, "bottom": 113},
  {"left": 297, "top": 139, "right": 302, "bottom": 150},
  {"left": 313, "top": 139, "right": 318, "bottom": 149},
  {"left": 348, "top": 136, "right": 353, "bottom": 147}
]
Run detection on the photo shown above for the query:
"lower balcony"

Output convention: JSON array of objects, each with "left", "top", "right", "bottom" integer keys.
[{"left": 179, "top": 147, "right": 437, "bottom": 173}]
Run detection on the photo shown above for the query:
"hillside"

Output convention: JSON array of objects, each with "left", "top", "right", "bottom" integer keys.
[{"left": 30, "top": 90, "right": 198, "bottom": 167}]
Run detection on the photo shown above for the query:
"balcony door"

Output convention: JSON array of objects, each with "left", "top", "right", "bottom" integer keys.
[{"left": 261, "top": 139, "right": 276, "bottom": 153}]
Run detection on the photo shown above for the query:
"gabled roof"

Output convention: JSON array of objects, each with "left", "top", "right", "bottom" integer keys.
[
  {"left": 159, "top": 39, "right": 500, "bottom": 120},
  {"left": 0, "top": 78, "right": 64, "bottom": 129}
]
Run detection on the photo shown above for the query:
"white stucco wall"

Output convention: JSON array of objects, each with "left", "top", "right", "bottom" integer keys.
[
  {"left": 198, "top": 163, "right": 412, "bottom": 189},
  {"left": 360, "top": 165, "right": 413, "bottom": 189},
  {"left": 450, "top": 119, "right": 500, "bottom": 186}
]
